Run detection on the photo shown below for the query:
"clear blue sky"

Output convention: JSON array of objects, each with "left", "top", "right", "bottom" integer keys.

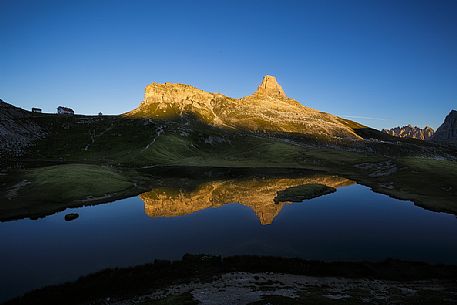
[{"left": 1, "top": 0, "right": 456, "bottom": 130}]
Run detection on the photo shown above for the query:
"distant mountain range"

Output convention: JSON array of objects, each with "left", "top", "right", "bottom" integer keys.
[
  {"left": 382, "top": 110, "right": 457, "bottom": 144},
  {"left": 382, "top": 125, "right": 435, "bottom": 140}
]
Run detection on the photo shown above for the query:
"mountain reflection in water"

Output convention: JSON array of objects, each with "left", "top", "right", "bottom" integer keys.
[
  {"left": 3, "top": 170, "right": 457, "bottom": 303},
  {"left": 140, "top": 174, "right": 354, "bottom": 224}
]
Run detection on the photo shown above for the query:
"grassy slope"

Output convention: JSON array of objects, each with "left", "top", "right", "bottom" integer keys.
[
  {"left": 24, "top": 164, "right": 132, "bottom": 201},
  {"left": 290, "top": 146, "right": 457, "bottom": 214},
  {"left": 26, "top": 114, "right": 309, "bottom": 167},
  {"left": 0, "top": 164, "right": 137, "bottom": 220},
  {"left": 384, "top": 157, "right": 457, "bottom": 213},
  {"left": 2, "top": 113, "right": 457, "bottom": 218}
]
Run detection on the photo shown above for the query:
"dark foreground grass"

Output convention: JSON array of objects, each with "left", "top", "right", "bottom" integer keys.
[
  {"left": 138, "top": 293, "right": 198, "bottom": 305},
  {"left": 248, "top": 288, "right": 457, "bottom": 305},
  {"left": 4, "top": 254, "right": 457, "bottom": 305}
]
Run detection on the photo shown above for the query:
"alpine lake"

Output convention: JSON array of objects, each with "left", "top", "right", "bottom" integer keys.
[{"left": 1, "top": 167, "right": 457, "bottom": 302}]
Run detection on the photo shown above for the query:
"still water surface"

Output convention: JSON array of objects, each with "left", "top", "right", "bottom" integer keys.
[{"left": 1, "top": 178, "right": 457, "bottom": 301}]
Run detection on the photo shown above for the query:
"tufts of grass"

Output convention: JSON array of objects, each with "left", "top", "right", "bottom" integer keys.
[
  {"left": 8, "top": 254, "right": 457, "bottom": 305},
  {"left": 138, "top": 292, "right": 198, "bottom": 305}
]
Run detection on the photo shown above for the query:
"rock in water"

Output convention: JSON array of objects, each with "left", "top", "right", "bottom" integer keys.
[
  {"left": 382, "top": 125, "right": 434, "bottom": 140},
  {"left": 274, "top": 183, "right": 336, "bottom": 203},
  {"left": 432, "top": 110, "right": 457, "bottom": 145},
  {"left": 64, "top": 213, "right": 79, "bottom": 221}
]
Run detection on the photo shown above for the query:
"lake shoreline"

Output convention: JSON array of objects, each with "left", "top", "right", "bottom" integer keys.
[
  {"left": 0, "top": 165, "right": 339, "bottom": 221},
  {"left": 2, "top": 161, "right": 457, "bottom": 222}
]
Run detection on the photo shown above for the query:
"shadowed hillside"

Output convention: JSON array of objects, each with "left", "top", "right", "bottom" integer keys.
[{"left": 0, "top": 100, "right": 45, "bottom": 159}]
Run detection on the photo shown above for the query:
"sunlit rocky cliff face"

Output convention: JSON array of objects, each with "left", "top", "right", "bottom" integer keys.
[
  {"left": 382, "top": 125, "right": 434, "bottom": 140},
  {"left": 432, "top": 110, "right": 457, "bottom": 145},
  {"left": 140, "top": 175, "right": 353, "bottom": 225},
  {"left": 126, "top": 75, "right": 362, "bottom": 142}
]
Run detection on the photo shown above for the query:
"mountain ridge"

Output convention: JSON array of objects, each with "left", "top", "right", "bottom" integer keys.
[
  {"left": 382, "top": 125, "right": 434, "bottom": 140},
  {"left": 126, "top": 75, "right": 364, "bottom": 142}
]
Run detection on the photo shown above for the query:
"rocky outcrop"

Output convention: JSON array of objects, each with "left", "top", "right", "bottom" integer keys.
[
  {"left": 126, "top": 76, "right": 363, "bottom": 142},
  {"left": 381, "top": 125, "right": 434, "bottom": 140},
  {"left": 432, "top": 110, "right": 457, "bottom": 145},
  {"left": 140, "top": 175, "right": 353, "bottom": 225},
  {"left": 254, "top": 75, "right": 286, "bottom": 97},
  {"left": 0, "top": 100, "right": 45, "bottom": 159}
]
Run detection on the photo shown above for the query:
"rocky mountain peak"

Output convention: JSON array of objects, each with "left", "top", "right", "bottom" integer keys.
[
  {"left": 254, "top": 75, "right": 286, "bottom": 97},
  {"left": 432, "top": 109, "right": 457, "bottom": 145}
]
